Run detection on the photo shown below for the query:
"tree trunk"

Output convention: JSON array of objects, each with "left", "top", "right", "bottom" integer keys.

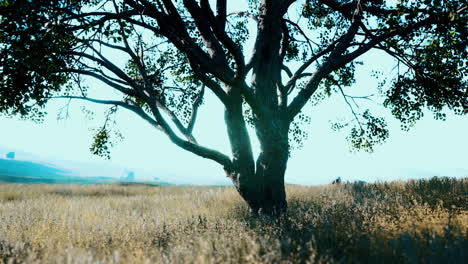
[
  {"left": 228, "top": 141, "right": 289, "bottom": 215},
  {"left": 255, "top": 145, "right": 289, "bottom": 215},
  {"left": 227, "top": 114, "right": 289, "bottom": 216}
]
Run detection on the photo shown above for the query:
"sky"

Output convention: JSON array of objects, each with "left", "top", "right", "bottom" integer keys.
[{"left": 0, "top": 1, "right": 467, "bottom": 185}]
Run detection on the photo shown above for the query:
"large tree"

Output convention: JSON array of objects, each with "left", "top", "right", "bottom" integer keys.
[{"left": 0, "top": 0, "right": 466, "bottom": 214}]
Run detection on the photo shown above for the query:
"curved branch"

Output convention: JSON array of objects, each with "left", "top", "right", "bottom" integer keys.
[
  {"left": 51, "top": 96, "right": 162, "bottom": 130},
  {"left": 287, "top": 3, "right": 362, "bottom": 120},
  {"left": 155, "top": 100, "right": 197, "bottom": 143},
  {"left": 284, "top": 18, "right": 314, "bottom": 52},
  {"left": 147, "top": 101, "right": 233, "bottom": 169},
  {"left": 67, "top": 50, "right": 144, "bottom": 93},
  {"left": 60, "top": 69, "right": 135, "bottom": 96},
  {"left": 187, "top": 85, "right": 205, "bottom": 134},
  {"left": 53, "top": 95, "right": 233, "bottom": 169},
  {"left": 200, "top": 0, "right": 246, "bottom": 79},
  {"left": 283, "top": 35, "right": 343, "bottom": 92}
]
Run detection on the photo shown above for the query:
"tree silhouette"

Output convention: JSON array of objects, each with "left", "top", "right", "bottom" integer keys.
[{"left": 1, "top": 0, "right": 466, "bottom": 214}]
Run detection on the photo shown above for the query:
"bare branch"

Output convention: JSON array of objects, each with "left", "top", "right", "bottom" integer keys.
[
  {"left": 336, "top": 82, "right": 363, "bottom": 131},
  {"left": 52, "top": 96, "right": 162, "bottom": 131},
  {"left": 60, "top": 68, "right": 135, "bottom": 96},
  {"left": 284, "top": 18, "right": 314, "bottom": 52},
  {"left": 67, "top": 50, "right": 144, "bottom": 93},
  {"left": 185, "top": 0, "right": 229, "bottom": 67},
  {"left": 282, "top": 65, "right": 293, "bottom": 78},
  {"left": 216, "top": 0, "right": 227, "bottom": 31},
  {"left": 283, "top": 36, "right": 343, "bottom": 92},
  {"left": 147, "top": 100, "right": 233, "bottom": 169},
  {"left": 187, "top": 85, "right": 205, "bottom": 134},
  {"left": 54, "top": 95, "right": 232, "bottom": 169},
  {"left": 287, "top": 2, "right": 362, "bottom": 120},
  {"left": 155, "top": 100, "right": 197, "bottom": 143},
  {"left": 333, "top": 14, "right": 440, "bottom": 71}
]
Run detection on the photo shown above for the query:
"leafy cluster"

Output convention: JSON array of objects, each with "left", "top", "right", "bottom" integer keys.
[
  {"left": 0, "top": 1, "right": 77, "bottom": 117},
  {"left": 296, "top": 0, "right": 467, "bottom": 151},
  {"left": 90, "top": 106, "right": 123, "bottom": 159},
  {"left": 0, "top": 0, "right": 466, "bottom": 161},
  {"left": 382, "top": 0, "right": 468, "bottom": 130},
  {"left": 347, "top": 110, "right": 389, "bottom": 152}
]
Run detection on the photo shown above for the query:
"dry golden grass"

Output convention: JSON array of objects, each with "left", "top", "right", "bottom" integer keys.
[{"left": 0, "top": 177, "right": 466, "bottom": 263}]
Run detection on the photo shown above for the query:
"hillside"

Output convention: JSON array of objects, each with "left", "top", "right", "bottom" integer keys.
[
  {"left": 0, "top": 158, "right": 171, "bottom": 185},
  {"left": 0, "top": 159, "right": 72, "bottom": 183},
  {"left": 0, "top": 177, "right": 466, "bottom": 263}
]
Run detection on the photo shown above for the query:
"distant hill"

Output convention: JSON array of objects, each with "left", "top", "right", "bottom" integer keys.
[
  {"left": 0, "top": 159, "right": 72, "bottom": 184},
  {"left": 0, "top": 146, "right": 235, "bottom": 185},
  {"left": 0, "top": 158, "right": 171, "bottom": 185}
]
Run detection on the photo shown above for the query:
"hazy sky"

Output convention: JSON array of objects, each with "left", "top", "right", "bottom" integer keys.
[{"left": 0, "top": 1, "right": 467, "bottom": 185}]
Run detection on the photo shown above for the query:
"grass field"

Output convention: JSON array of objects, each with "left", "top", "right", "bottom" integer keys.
[{"left": 0, "top": 177, "right": 466, "bottom": 263}]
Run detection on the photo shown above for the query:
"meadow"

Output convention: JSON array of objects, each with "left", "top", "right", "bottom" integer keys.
[{"left": 0, "top": 177, "right": 466, "bottom": 263}]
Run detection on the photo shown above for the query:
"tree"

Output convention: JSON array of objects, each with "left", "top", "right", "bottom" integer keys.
[{"left": 0, "top": 0, "right": 466, "bottom": 215}]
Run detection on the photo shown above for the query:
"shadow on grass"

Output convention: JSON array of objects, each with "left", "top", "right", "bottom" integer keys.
[
  {"left": 345, "top": 176, "right": 468, "bottom": 210},
  {"left": 235, "top": 177, "right": 467, "bottom": 263},
  {"left": 0, "top": 240, "right": 32, "bottom": 264}
]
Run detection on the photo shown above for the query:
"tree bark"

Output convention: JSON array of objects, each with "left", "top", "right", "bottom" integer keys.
[
  {"left": 223, "top": 0, "right": 292, "bottom": 216},
  {"left": 226, "top": 109, "right": 290, "bottom": 216},
  {"left": 228, "top": 148, "right": 288, "bottom": 216}
]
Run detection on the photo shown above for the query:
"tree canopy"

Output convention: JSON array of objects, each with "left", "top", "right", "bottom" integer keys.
[{"left": 1, "top": 0, "right": 466, "bottom": 213}]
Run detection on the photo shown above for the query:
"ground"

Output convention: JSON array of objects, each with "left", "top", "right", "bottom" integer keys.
[{"left": 0, "top": 177, "right": 466, "bottom": 263}]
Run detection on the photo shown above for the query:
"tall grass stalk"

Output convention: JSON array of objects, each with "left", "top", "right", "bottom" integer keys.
[{"left": 0, "top": 177, "right": 466, "bottom": 263}]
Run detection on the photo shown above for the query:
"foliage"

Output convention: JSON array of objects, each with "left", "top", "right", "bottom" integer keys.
[
  {"left": 0, "top": 0, "right": 467, "bottom": 212},
  {"left": 0, "top": 1, "right": 74, "bottom": 118},
  {"left": 0, "top": 0, "right": 466, "bottom": 157},
  {"left": 0, "top": 177, "right": 466, "bottom": 263}
]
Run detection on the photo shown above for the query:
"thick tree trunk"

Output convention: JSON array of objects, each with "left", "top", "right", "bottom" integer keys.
[
  {"left": 224, "top": 0, "right": 291, "bottom": 215},
  {"left": 229, "top": 141, "right": 289, "bottom": 215},
  {"left": 255, "top": 145, "right": 289, "bottom": 214},
  {"left": 226, "top": 113, "right": 290, "bottom": 216}
]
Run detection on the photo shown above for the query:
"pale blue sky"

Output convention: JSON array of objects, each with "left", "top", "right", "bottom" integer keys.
[
  {"left": 1, "top": 50, "right": 467, "bottom": 185},
  {"left": 0, "top": 1, "right": 467, "bottom": 185}
]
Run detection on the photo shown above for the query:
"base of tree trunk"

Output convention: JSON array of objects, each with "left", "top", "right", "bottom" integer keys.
[{"left": 229, "top": 170, "right": 288, "bottom": 216}]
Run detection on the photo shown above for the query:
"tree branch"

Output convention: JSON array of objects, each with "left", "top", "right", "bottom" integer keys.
[
  {"left": 287, "top": 1, "right": 362, "bottom": 120},
  {"left": 216, "top": 0, "right": 227, "bottom": 31},
  {"left": 284, "top": 18, "right": 314, "bottom": 52},
  {"left": 283, "top": 35, "right": 343, "bottom": 92},
  {"left": 52, "top": 96, "right": 162, "bottom": 131},
  {"left": 200, "top": 0, "right": 246, "bottom": 80},
  {"left": 54, "top": 95, "right": 233, "bottom": 169},
  {"left": 333, "top": 14, "right": 440, "bottom": 72},
  {"left": 336, "top": 81, "right": 363, "bottom": 130},
  {"left": 184, "top": 0, "right": 229, "bottom": 68},
  {"left": 60, "top": 68, "right": 135, "bottom": 96},
  {"left": 187, "top": 85, "right": 205, "bottom": 134},
  {"left": 130, "top": 0, "right": 235, "bottom": 84},
  {"left": 67, "top": 50, "right": 144, "bottom": 94},
  {"left": 147, "top": 98, "right": 233, "bottom": 169}
]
